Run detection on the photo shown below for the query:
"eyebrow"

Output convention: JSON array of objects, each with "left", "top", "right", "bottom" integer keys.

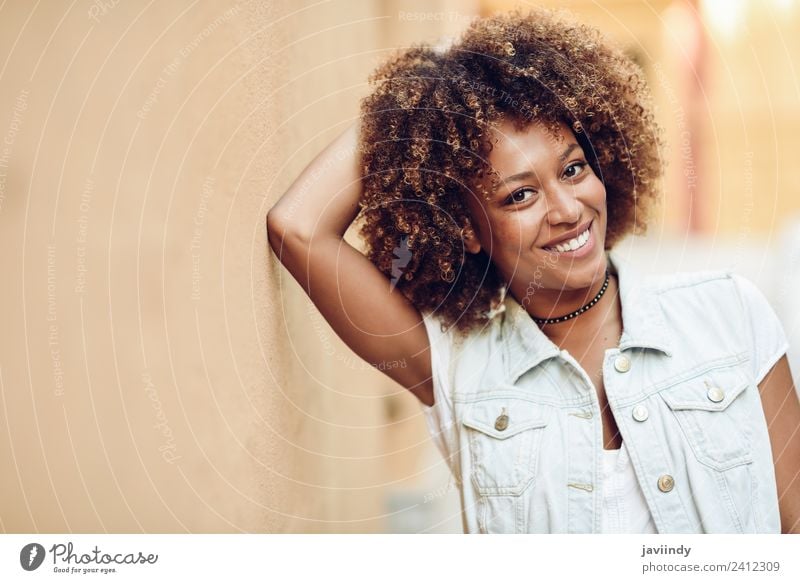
[{"left": 494, "top": 143, "right": 581, "bottom": 192}]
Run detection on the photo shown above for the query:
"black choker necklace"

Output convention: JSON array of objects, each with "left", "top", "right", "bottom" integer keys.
[{"left": 532, "top": 269, "right": 610, "bottom": 326}]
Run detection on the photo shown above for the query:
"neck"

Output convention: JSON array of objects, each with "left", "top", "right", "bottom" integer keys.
[{"left": 513, "top": 269, "right": 620, "bottom": 346}]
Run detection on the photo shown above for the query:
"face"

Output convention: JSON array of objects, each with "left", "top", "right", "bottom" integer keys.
[{"left": 462, "top": 118, "right": 608, "bottom": 300}]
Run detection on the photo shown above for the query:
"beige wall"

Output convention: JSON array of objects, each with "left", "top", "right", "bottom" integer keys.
[{"left": 0, "top": 0, "right": 475, "bottom": 533}]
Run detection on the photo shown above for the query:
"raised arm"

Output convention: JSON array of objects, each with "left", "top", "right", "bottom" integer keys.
[{"left": 266, "top": 120, "right": 434, "bottom": 406}]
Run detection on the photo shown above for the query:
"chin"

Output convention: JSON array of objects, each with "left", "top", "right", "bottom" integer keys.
[{"left": 553, "top": 261, "right": 606, "bottom": 289}]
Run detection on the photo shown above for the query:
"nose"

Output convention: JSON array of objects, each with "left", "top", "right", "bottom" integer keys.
[{"left": 544, "top": 182, "right": 582, "bottom": 225}]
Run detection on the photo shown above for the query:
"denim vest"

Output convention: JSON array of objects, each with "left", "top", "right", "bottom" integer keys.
[{"left": 420, "top": 249, "right": 788, "bottom": 533}]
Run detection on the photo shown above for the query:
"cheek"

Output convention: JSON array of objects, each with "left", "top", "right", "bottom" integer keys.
[{"left": 491, "top": 211, "right": 545, "bottom": 252}]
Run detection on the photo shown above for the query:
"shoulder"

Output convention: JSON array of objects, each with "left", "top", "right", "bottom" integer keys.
[
  {"left": 420, "top": 310, "right": 467, "bottom": 354},
  {"left": 623, "top": 268, "right": 748, "bottom": 359},
  {"left": 636, "top": 267, "right": 787, "bottom": 381},
  {"left": 642, "top": 268, "right": 775, "bottom": 317},
  {"left": 421, "top": 308, "right": 507, "bottom": 393},
  {"left": 421, "top": 309, "right": 499, "bottom": 351},
  {"left": 637, "top": 268, "right": 747, "bottom": 312},
  {"left": 610, "top": 250, "right": 737, "bottom": 311},
  {"left": 645, "top": 268, "right": 732, "bottom": 295}
]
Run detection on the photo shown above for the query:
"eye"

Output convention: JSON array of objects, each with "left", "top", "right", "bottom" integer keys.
[
  {"left": 563, "top": 161, "right": 588, "bottom": 179},
  {"left": 505, "top": 187, "right": 537, "bottom": 206}
]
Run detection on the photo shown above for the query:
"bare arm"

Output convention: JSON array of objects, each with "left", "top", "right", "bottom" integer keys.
[
  {"left": 758, "top": 355, "right": 800, "bottom": 533},
  {"left": 266, "top": 120, "right": 434, "bottom": 406}
]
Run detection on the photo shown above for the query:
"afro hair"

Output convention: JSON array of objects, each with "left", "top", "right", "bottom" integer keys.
[{"left": 357, "top": 7, "right": 664, "bottom": 335}]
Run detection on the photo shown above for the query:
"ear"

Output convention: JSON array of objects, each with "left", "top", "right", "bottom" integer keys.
[{"left": 461, "top": 223, "right": 482, "bottom": 255}]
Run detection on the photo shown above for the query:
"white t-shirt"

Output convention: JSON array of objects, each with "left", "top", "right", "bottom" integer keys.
[{"left": 600, "top": 443, "right": 657, "bottom": 533}]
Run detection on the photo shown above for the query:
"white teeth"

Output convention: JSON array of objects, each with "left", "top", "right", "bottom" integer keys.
[{"left": 546, "top": 227, "right": 590, "bottom": 253}]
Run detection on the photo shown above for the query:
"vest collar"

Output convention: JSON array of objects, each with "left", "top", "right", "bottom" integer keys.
[{"left": 498, "top": 248, "right": 673, "bottom": 385}]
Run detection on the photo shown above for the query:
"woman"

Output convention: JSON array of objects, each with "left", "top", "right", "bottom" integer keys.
[{"left": 267, "top": 8, "right": 800, "bottom": 533}]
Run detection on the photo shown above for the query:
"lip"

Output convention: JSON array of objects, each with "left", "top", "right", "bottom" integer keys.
[
  {"left": 541, "top": 219, "right": 593, "bottom": 248},
  {"left": 542, "top": 220, "right": 595, "bottom": 259}
]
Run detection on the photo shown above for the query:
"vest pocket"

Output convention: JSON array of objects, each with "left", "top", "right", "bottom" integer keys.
[
  {"left": 658, "top": 364, "right": 753, "bottom": 471},
  {"left": 461, "top": 397, "right": 551, "bottom": 497},
  {"left": 476, "top": 495, "right": 526, "bottom": 534}
]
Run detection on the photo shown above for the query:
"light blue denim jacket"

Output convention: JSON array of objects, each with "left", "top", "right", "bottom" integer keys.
[{"left": 420, "top": 249, "right": 788, "bottom": 533}]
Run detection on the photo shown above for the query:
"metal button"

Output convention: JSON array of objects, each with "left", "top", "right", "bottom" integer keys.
[
  {"left": 707, "top": 386, "right": 725, "bottom": 403},
  {"left": 632, "top": 405, "right": 649, "bottom": 422},
  {"left": 657, "top": 474, "right": 675, "bottom": 492},
  {"left": 614, "top": 355, "right": 631, "bottom": 373},
  {"left": 494, "top": 408, "right": 509, "bottom": 431}
]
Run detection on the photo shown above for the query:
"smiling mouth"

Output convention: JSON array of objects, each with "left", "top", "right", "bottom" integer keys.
[{"left": 543, "top": 223, "right": 592, "bottom": 253}]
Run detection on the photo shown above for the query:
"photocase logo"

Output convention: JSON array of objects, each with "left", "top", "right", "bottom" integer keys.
[
  {"left": 20, "top": 543, "right": 46, "bottom": 571},
  {"left": 390, "top": 235, "right": 412, "bottom": 289}
]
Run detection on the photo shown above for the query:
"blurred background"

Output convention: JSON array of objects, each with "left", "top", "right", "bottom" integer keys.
[{"left": 0, "top": 0, "right": 798, "bottom": 534}]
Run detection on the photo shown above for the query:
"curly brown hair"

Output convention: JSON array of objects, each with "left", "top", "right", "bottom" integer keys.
[{"left": 357, "top": 7, "right": 664, "bottom": 336}]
